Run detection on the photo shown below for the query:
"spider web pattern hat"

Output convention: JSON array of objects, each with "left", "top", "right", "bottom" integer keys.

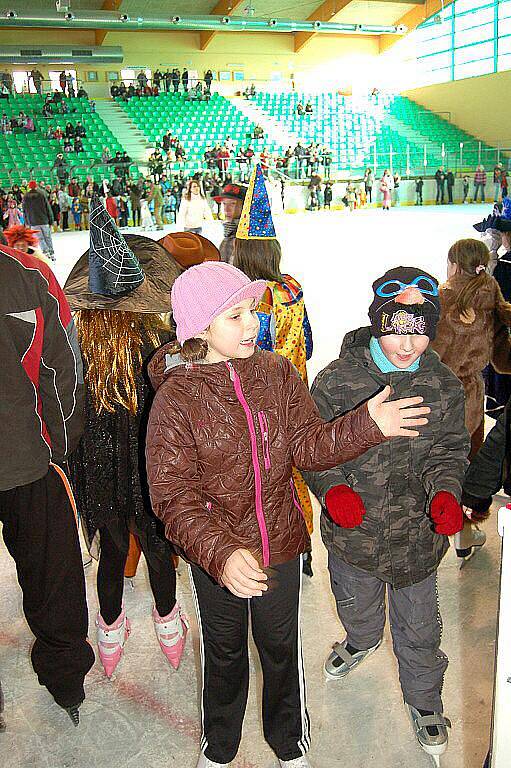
[
  {"left": 88, "top": 195, "right": 145, "bottom": 297},
  {"left": 236, "top": 164, "right": 276, "bottom": 240}
]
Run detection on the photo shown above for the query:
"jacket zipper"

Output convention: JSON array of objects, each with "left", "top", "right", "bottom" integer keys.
[
  {"left": 257, "top": 411, "right": 271, "bottom": 471},
  {"left": 226, "top": 361, "right": 270, "bottom": 567}
]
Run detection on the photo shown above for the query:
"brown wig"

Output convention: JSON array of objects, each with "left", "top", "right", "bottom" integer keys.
[
  {"left": 233, "top": 238, "right": 283, "bottom": 282},
  {"left": 448, "top": 238, "right": 491, "bottom": 318},
  {"left": 75, "top": 310, "right": 168, "bottom": 415}
]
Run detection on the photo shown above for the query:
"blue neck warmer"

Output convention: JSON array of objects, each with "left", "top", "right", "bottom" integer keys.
[{"left": 369, "top": 336, "right": 421, "bottom": 373}]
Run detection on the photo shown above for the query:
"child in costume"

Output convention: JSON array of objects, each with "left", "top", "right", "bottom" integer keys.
[
  {"left": 305, "top": 268, "right": 469, "bottom": 766},
  {"left": 233, "top": 164, "right": 315, "bottom": 575},
  {"left": 140, "top": 197, "right": 155, "bottom": 230},
  {"left": 65, "top": 198, "right": 188, "bottom": 678},
  {"left": 380, "top": 170, "right": 394, "bottom": 211},
  {"left": 432, "top": 238, "right": 511, "bottom": 559},
  {"left": 71, "top": 197, "right": 82, "bottom": 230},
  {"left": 145, "top": 262, "right": 431, "bottom": 768}
]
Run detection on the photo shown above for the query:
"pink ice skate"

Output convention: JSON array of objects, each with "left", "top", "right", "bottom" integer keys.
[
  {"left": 152, "top": 602, "right": 189, "bottom": 670},
  {"left": 96, "top": 606, "right": 131, "bottom": 678}
]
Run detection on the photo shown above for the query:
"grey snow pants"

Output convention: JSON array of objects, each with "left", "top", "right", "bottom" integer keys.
[
  {"left": 32, "top": 224, "right": 54, "bottom": 256},
  {"left": 328, "top": 552, "right": 447, "bottom": 712}
]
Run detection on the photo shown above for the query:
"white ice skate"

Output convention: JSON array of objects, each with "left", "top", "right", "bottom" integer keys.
[
  {"left": 279, "top": 757, "right": 312, "bottom": 767},
  {"left": 324, "top": 638, "right": 381, "bottom": 680},
  {"left": 196, "top": 753, "right": 229, "bottom": 767},
  {"left": 407, "top": 704, "right": 451, "bottom": 767},
  {"left": 454, "top": 520, "right": 486, "bottom": 568}
]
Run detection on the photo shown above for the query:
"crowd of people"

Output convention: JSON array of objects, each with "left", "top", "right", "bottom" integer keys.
[
  {"left": 2, "top": 164, "right": 510, "bottom": 768},
  {"left": 110, "top": 69, "right": 215, "bottom": 102}
]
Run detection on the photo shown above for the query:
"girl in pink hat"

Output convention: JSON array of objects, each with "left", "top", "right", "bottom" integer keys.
[{"left": 146, "top": 262, "right": 430, "bottom": 768}]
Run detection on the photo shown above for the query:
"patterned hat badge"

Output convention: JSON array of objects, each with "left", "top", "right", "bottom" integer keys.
[
  {"left": 236, "top": 163, "right": 276, "bottom": 240},
  {"left": 88, "top": 195, "right": 145, "bottom": 297}
]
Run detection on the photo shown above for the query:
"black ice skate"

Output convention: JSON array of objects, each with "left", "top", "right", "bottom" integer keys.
[{"left": 62, "top": 702, "right": 81, "bottom": 727}]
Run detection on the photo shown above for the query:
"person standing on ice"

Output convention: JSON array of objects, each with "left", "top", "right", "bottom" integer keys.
[
  {"left": 380, "top": 169, "right": 394, "bottom": 211},
  {"left": 0, "top": 241, "right": 94, "bottom": 727},
  {"left": 65, "top": 198, "right": 190, "bottom": 679},
  {"left": 305, "top": 267, "right": 469, "bottom": 767},
  {"left": 145, "top": 253, "right": 432, "bottom": 767}
]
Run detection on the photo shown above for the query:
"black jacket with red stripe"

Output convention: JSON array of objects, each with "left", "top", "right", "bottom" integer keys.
[{"left": 0, "top": 245, "right": 84, "bottom": 491}]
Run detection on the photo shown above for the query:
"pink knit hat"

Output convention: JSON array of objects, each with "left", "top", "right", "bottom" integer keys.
[{"left": 171, "top": 262, "right": 267, "bottom": 344}]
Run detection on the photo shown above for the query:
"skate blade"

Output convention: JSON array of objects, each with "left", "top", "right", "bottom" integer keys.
[{"left": 458, "top": 545, "right": 484, "bottom": 569}]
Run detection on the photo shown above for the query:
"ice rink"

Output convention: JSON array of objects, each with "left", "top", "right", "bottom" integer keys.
[{"left": 0, "top": 203, "right": 501, "bottom": 768}]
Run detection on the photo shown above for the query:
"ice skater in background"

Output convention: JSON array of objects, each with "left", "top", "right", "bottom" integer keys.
[
  {"left": 65, "top": 197, "right": 188, "bottom": 679},
  {"left": 140, "top": 197, "right": 155, "bottom": 230},
  {"left": 305, "top": 267, "right": 469, "bottom": 767},
  {"left": 380, "top": 169, "right": 394, "bottom": 211}
]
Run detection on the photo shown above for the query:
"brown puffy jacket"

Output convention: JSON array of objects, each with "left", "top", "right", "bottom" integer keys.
[
  {"left": 432, "top": 273, "right": 511, "bottom": 436},
  {"left": 146, "top": 345, "right": 386, "bottom": 582}
]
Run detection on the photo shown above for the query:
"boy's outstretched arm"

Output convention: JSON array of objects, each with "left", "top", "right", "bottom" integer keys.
[{"left": 462, "top": 404, "right": 508, "bottom": 514}]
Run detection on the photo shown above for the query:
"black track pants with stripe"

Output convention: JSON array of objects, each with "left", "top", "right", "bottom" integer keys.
[{"left": 189, "top": 556, "right": 309, "bottom": 763}]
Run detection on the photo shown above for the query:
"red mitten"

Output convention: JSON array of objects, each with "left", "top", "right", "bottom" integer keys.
[
  {"left": 325, "top": 485, "right": 366, "bottom": 529},
  {"left": 430, "top": 491, "right": 463, "bottom": 535}
]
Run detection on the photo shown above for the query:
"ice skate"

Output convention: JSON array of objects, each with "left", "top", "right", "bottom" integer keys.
[
  {"left": 302, "top": 551, "right": 313, "bottom": 578},
  {"left": 62, "top": 702, "right": 81, "bottom": 727},
  {"left": 96, "top": 605, "right": 131, "bottom": 678},
  {"left": 324, "top": 638, "right": 381, "bottom": 680},
  {"left": 407, "top": 704, "right": 450, "bottom": 767},
  {"left": 454, "top": 520, "right": 486, "bottom": 567},
  {"left": 152, "top": 602, "right": 189, "bottom": 670},
  {"left": 279, "top": 757, "right": 312, "bottom": 767},
  {"left": 196, "top": 753, "right": 229, "bottom": 767}
]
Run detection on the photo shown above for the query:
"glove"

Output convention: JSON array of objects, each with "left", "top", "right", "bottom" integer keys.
[
  {"left": 430, "top": 491, "right": 463, "bottom": 535},
  {"left": 325, "top": 485, "right": 366, "bottom": 529}
]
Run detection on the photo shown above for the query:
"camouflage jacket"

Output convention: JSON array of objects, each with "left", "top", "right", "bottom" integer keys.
[{"left": 304, "top": 327, "right": 470, "bottom": 588}]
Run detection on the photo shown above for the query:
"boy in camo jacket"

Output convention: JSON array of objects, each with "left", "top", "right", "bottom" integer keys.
[{"left": 305, "top": 266, "right": 470, "bottom": 764}]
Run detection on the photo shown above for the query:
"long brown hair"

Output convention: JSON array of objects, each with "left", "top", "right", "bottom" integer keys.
[
  {"left": 75, "top": 309, "right": 167, "bottom": 415},
  {"left": 233, "top": 238, "right": 283, "bottom": 282},
  {"left": 448, "top": 238, "right": 491, "bottom": 317},
  {"left": 184, "top": 179, "right": 205, "bottom": 201}
]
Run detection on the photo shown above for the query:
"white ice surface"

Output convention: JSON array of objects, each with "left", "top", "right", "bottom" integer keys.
[{"left": 0, "top": 203, "right": 499, "bottom": 768}]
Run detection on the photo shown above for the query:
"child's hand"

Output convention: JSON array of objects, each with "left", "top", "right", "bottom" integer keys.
[
  {"left": 222, "top": 549, "right": 268, "bottom": 599},
  {"left": 367, "top": 385, "right": 430, "bottom": 437}
]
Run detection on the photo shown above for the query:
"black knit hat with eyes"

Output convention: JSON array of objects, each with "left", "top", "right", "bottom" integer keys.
[{"left": 369, "top": 266, "right": 440, "bottom": 340}]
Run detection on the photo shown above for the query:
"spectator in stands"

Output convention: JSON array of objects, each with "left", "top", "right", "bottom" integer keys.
[
  {"left": 205, "top": 69, "right": 213, "bottom": 91},
  {"left": 0, "top": 82, "right": 9, "bottom": 100},
  {"left": 75, "top": 122, "right": 86, "bottom": 138},
  {"left": 110, "top": 83, "right": 119, "bottom": 98},
  {"left": 175, "top": 143, "right": 186, "bottom": 163},
  {"left": 53, "top": 153, "right": 69, "bottom": 185},
  {"left": 58, "top": 186, "right": 72, "bottom": 231},
  {"left": 30, "top": 69, "right": 44, "bottom": 95},
  {"left": 149, "top": 149, "right": 164, "bottom": 182},
  {"left": 1, "top": 113, "right": 10, "bottom": 134},
  {"left": 462, "top": 174, "right": 470, "bottom": 203},
  {"left": 74, "top": 136, "right": 84, "bottom": 153},
  {"left": 54, "top": 125, "right": 64, "bottom": 140},
  {"left": 296, "top": 101, "right": 304, "bottom": 116},
  {"left": 364, "top": 167, "right": 374, "bottom": 203},
  {"left": 446, "top": 169, "right": 455, "bottom": 204},
  {"left": 216, "top": 145, "right": 231, "bottom": 181},
  {"left": 493, "top": 163, "right": 503, "bottom": 202},
  {"left": 137, "top": 71, "right": 148, "bottom": 90},
  {"left": 77, "top": 86, "right": 88, "bottom": 99},
  {"left": 415, "top": 176, "right": 424, "bottom": 205},
  {"left": 63, "top": 138, "right": 73, "bottom": 153},
  {"left": 253, "top": 124, "right": 264, "bottom": 140},
  {"left": 153, "top": 69, "right": 163, "bottom": 89},
  {"left": 164, "top": 70, "right": 172, "bottom": 92},
  {"left": 24, "top": 116, "right": 35, "bottom": 133},
  {"left": 65, "top": 122, "right": 75, "bottom": 139},
  {"left": 294, "top": 142, "right": 306, "bottom": 179},
  {"left": 23, "top": 180, "right": 55, "bottom": 258},
  {"left": 59, "top": 71, "right": 67, "bottom": 92},
  {"left": 66, "top": 73, "right": 75, "bottom": 98},
  {"left": 435, "top": 166, "right": 446, "bottom": 205},
  {"left": 42, "top": 100, "right": 53, "bottom": 118},
  {"left": 172, "top": 69, "right": 180, "bottom": 93},
  {"left": 182, "top": 68, "right": 189, "bottom": 92},
  {"left": 474, "top": 165, "right": 487, "bottom": 202},
  {"left": 177, "top": 179, "right": 213, "bottom": 234},
  {"left": 101, "top": 146, "right": 110, "bottom": 165},
  {"left": 305, "top": 101, "right": 313, "bottom": 115}
]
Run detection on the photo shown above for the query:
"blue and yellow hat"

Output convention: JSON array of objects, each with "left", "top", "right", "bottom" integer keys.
[{"left": 236, "top": 163, "right": 276, "bottom": 240}]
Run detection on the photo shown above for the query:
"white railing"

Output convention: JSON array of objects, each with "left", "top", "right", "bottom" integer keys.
[{"left": 491, "top": 504, "right": 511, "bottom": 767}]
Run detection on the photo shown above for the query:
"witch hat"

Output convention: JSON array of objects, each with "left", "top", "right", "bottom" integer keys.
[
  {"left": 236, "top": 163, "right": 276, "bottom": 240},
  {"left": 88, "top": 195, "right": 145, "bottom": 297}
]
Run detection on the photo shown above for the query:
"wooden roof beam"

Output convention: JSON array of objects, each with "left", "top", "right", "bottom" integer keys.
[
  {"left": 199, "top": 0, "right": 246, "bottom": 50},
  {"left": 95, "top": 0, "right": 123, "bottom": 46},
  {"left": 294, "top": 0, "right": 354, "bottom": 53}
]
